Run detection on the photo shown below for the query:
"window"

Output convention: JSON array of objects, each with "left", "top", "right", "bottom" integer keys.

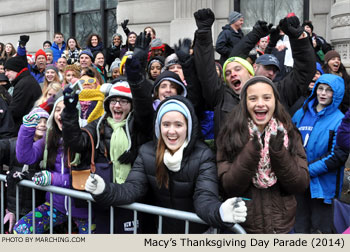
[
  {"left": 54, "top": 0, "right": 117, "bottom": 48},
  {"left": 235, "top": 0, "right": 309, "bottom": 33}
]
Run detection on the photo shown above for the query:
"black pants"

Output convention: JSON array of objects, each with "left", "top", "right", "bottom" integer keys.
[{"left": 294, "top": 189, "right": 333, "bottom": 233}]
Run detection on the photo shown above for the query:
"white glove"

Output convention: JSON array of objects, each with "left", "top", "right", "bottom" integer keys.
[
  {"left": 85, "top": 174, "right": 105, "bottom": 195},
  {"left": 219, "top": 197, "right": 247, "bottom": 223}
]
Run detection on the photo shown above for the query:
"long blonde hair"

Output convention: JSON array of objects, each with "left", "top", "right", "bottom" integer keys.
[{"left": 35, "top": 82, "right": 62, "bottom": 106}]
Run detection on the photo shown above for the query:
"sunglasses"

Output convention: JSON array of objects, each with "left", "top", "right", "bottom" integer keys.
[{"left": 77, "top": 78, "right": 97, "bottom": 86}]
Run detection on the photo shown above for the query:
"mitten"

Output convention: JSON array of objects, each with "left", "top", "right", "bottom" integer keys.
[
  {"left": 85, "top": 174, "right": 105, "bottom": 195},
  {"left": 269, "top": 128, "right": 285, "bottom": 152},
  {"left": 121, "top": 19, "right": 129, "bottom": 31},
  {"left": 267, "top": 26, "right": 282, "bottom": 47},
  {"left": 63, "top": 86, "right": 79, "bottom": 112},
  {"left": 125, "top": 57, "right": 142, "bottom": 83},
  {"left": 133, "top": 31, "right": 151, "bottom": 70},
  {"left": 6, "top": 170, "right": 29, "bottom": 186},
  {"left": 19, "top": 35, "right": 30, "bottom": 47},
  {"left": 193, "top": 8, "right": 215, "bottom": 30},
  {"left": 219, "top": 197, "right": 247, "bottom": 223},
  {"left": 251, "top": 132, "right": 262, "bottom": 153},
  {"left": 174, "top": 38, "right": 192, "bottom": 63},
  {"left": 32, "top": 171, "right": 52, "bottom": 186},
  {"left": 279, "top": 16, "right": 304, "bottom": 39},
  {"left": 22, "top": 112, "right": 40, "bottom": 128},
  {"left": 253, "top": 21, "right": 273, "bottom": 38}
]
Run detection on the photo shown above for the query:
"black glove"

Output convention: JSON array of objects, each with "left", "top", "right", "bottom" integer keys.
[
  {"left": 193, "top": 8, "right": 215, "bottom": 30},
  {"left": 253, "top": 21, "right": 273, "bottom": 38},
  {"left": 125, "top": 57, "right": 142, "bottom": 83},
  {"left": 121, "top": 19, "right": 129, "bottom": 30},
  {"left": 251, "top": 132, "right": 262, "bottom": 153},
  {"left": 279, "top": 16, "right": 304, "bottom": 39},
  {"left": 133, "top": 31, "right": 151, "bottom": 70},
  {"left": 174, "top": 38, "right": 192, "bottom": 63},
  {"left": 269, "top": 129, "right": 285, "bottom": 152},
  {"left": 118, "top": 150, "right": 137, "bottom": 164},
  {"left": 6, "top": 170, "right": 29, "bottom": 186},
  {"left": 63, "top": 87, "right": 79, "bottom": 112},
  {"left": 267, "top": 26, "right": 282, "bottom": 47},
  {"left": 19, "top": 35, "right": 30, "bottom": 47}
]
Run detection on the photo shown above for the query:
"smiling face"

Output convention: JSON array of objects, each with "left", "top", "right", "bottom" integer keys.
[
  {"left": 225, "top": 61, "right": 252, "bottom": 95},
  {"left": 246, "top": 82, "right": 276, "bottom": 132},
  {"left": 161, "top": 111, "right": 187, "bottom": 154},
  {"left": 113, "top": 36, "right": 121, "bottom": 47},
  {"left": 54, "top": 101, "right": 65, "bottom": 131},
  {"left": 157, "top": 80, "right": 178, "bottom": 101},
  {"left": 108, "top": 97, "right": 132, "bottom": 122},
  {"left": 128, "top": 34, "right": 137, "bottom": 45},
  {"left": 94, "top": 52, "right": 105, "bottom": 67},
  {"left": 168, "top": 64, "right": 184, "bottom": 81},
  {"left": 45, "top": 69, "right": 57, "bottom": 82},
  {"left": 34, "top": 118, "right": 47, "bottom": 139},
  {"left": 316, "top": 83, "right": 333, "bottom": 112},
  {"left": 57, "top": 58, "right": 67, "bottom": 71},
  {"left": 79, "top": 54, "right": 92, "bottom": 68},
  {"left": 112, "top": 68, "right": 120, "bottom": 79},
  {"left": 91, "top": 36, "right": 99, "bottom": 47},
  {"left": 328, "top": 57, "right": 341, "bottom": 73}
]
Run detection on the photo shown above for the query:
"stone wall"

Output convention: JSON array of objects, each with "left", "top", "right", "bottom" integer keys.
[{"left": 0, "top": 0, "right": 53, "bottom": 54}]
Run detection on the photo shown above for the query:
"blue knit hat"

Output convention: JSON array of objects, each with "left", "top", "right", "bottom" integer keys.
[
  {"left": 79, "top": 49, "right": 93, "bottom": 60},
  {"left": 316, "top": 62, "right": 324, "bottom": 75},
  {"left": 155, "top": 99, "right": 192, "bottom": 142}
]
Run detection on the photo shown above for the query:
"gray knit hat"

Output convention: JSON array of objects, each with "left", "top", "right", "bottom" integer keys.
[
  {"left": 110, "top": 58, "right": 121, "bottom": 71},
  {"left": 229, "top": 11, "right": 243, "bottom": 24},
  {"left": 45, "top": 64, "right": 59, "bottom": 75},
  {"left": 44, "top": 48, "right": 53, "bottom": 54}
]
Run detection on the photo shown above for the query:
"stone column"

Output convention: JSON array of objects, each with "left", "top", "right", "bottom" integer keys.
[{"left": 330, "top": 0, "right": 350, "bottom": 69}]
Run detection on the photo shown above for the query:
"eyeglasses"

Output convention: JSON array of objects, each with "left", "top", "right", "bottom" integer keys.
[
  {"left": 317, "top": 86, "right": 333, "bottom": 94},
  {"left": 110, "top": 98, "right": 130, "bottom": 106}
]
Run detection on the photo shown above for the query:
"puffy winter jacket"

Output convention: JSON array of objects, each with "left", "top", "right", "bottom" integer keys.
[{"left": 93, "top": 96, "right": 233, "bottom": 233}]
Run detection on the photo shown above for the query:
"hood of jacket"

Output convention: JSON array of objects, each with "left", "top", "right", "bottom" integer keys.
[
  {"left": 303, "top": 73, "right": 344, "bottom": 116},
  {"left": 154, "top": 95, "right": 198, "bottom": 157}
]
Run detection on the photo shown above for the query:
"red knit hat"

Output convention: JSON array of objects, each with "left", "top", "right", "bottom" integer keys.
[{"left": 35, "top": 49, "right": 47, "bottom": 61}]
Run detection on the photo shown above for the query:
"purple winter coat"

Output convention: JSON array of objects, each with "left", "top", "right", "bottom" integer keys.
[{"left": 16, "top": 125, "right": 88, "bottom": 219}]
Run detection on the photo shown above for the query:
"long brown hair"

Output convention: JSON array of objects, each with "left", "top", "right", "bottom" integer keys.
[
  {"left": 217, "top": 77, "right": 301, "bottom": 162},
  {"left": 155, "top": 137, "right": 169, "bottom": 188}
]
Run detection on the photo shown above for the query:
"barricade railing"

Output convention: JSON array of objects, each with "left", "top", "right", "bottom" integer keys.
[{"left": 0, "top": 174, "right": 246, "bottom": 234}]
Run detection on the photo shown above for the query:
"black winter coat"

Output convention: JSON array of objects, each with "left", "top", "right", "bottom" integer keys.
[
  {"left": 9, "top": 70, "right": 42, "bottom": 133},
  {"left": 215, "top": 24, "right": 244, "bottom": 66},
  {"left": 194, "top": 29, "right": 316, "bottom": 138},
  {"left": 93, "top": 96, "right": 232, "bottom": 233},
  {"left": 0, "top": 137, "right": 45, "bottom": 216}
]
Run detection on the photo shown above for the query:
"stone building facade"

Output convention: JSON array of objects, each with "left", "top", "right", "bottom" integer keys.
[{"left": 0, "top": 0, "right": 349, "bottom": 69}]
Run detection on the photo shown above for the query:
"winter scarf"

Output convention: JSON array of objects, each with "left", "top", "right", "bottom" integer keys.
[
  {"left": 163, "top": 140, "right": 188, "bottom": 172},
  {"left": 248, "top": 117, "right": 289, "bottom": 189},
  {"left": 79, "top": 88, "right": 104, "bottom": 123},
  {"left": 107, "top": 117, "right": 131, "bottom": 184}
]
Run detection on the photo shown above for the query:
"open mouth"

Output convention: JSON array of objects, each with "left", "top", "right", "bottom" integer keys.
[
  {"left": 254, "top": 110, "right": 267, "bottom": 121},
  {"left": 231, "top": 79, "right": 242, "bottom": 91},
  {"left": 167, "top": 136, "right": 178, "bottom": 144}
]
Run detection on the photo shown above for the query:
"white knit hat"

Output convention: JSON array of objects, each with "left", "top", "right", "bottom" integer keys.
[{"left": 100, "top": 80, "right": 133, "bottom": 114}]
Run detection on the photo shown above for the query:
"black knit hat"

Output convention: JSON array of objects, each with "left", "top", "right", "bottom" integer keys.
[
  {"left": 302, "top": 21, "right": 314, "bottom": 32},
  {"left": 153, "top": 70, "right": 187, "bottom": 97},
  {"left": 4, "top": 56, "right": 27, "bottom": 73}
]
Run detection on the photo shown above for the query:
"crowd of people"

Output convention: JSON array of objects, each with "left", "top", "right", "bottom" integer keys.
[{"left": 0, "top": 7, "right": 349, "bottom": 234}]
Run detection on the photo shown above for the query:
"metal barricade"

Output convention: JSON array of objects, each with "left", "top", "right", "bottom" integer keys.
[{"left": 0, "top": 174, "right": 246, "bottom": 234}]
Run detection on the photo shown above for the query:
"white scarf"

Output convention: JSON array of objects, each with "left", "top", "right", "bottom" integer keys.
[{"left": 163, "top": 140, "right": 188, "bottom": 172}]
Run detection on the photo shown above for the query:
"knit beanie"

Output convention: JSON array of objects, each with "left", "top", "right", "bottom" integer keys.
[
  {"left": 100, "top": 78, "right": 133, "bottom": 114},
  {"left": 240, "top": 76, "right": 280, "bottom": 101},
  {"left": 110, "top": 58, "right": 121, "bottom": 71},
  {"left": 150, "top": 38, "right": 164, "bottom": 50},
  {"left": 155, "top": 98, "right": 192, "bottom": 142},
  {"left": 30, "top": 107, "right": 50, "bottom": 120},
  {"left": 45, "top": 64, "right": 59, "bottom": 75},
  {"left": 153, "top": 70, "right": 187, "bottom": 97},
  {"left": 35, "top": 49, "right": 47, "bottom": 61},
  {"left": 164, "top": 53, "right": 179, "bottom": 70},
  {"left": 324, "top": 50, "right": 341, "bottom": 63},
  {"left": 229, "top": 11, "right": 243, "bottom": 24},
  {"left": 44, "top": 48, "right": 53, "bottom": 55},
  {"left": 4, "top": 56, "right": 27, "bottom": 73},
  {"left": 223, "top": 57, "right": 255, "bottom": 83},
  {"left": 79, "top": 49, "right": 94, "bottom": 61}
]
